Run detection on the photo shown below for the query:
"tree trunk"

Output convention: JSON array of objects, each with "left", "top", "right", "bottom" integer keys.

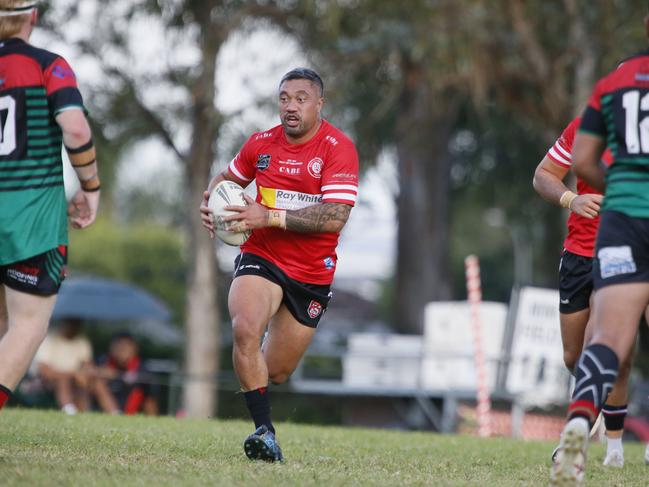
[
  {"left": 183, "top": 207, "right": 219, "bottom": 418},
  {"left": 394, "top": 59, "right": 454, "bottom": 334},
  {"left": 182, "top": 13, "right": 222, "bottom": 418}
]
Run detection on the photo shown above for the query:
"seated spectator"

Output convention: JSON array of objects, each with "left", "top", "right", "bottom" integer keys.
[
  {"left": 33, "top": 319, "right": 113, "bottom": 415},
  {"left": 95, "top": 333, "right": 159, "bottom": 416}
]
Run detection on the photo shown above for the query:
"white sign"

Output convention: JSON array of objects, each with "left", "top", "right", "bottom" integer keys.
[
  {"left": 505, "top": 287, "right": 571, "bottom": 405},
  {"left": 421, "top": 301, "right": 508, "bottom": 391},
  {"left": 343, "top": 333, "right": 422, "bottom": 389}
]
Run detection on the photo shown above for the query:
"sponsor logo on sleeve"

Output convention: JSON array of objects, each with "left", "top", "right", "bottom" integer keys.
[
  {"left": 325, "top": 135, "right": 338, "bottom": 146},
  {"left": 52, "top": 65, "right": 75, "bottom": 80},
  {"left": 331, "top": 172, "right": 358, "bottom": 181},
  {"left": 254, "top": 132, "right": 273, "bottom": 141},
  {"left": 635, "top": 61, "right": 649, "bottom": 85},
  {"left": 598, "top": 245, "right": 637, "bottom": 279},
  {"left": 256, "top": 154, "right": 271, "bottom": 171},
  {"left": 308, "top": 157, "right": 323, "bottom": 179},
  {"left": 307, "top": 300, "right": 323, "bottom": 319}
]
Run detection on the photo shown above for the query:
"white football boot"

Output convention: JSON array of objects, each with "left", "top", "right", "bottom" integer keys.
[{"left": 551, "top": 417, "right": 589, "bottom": 487}]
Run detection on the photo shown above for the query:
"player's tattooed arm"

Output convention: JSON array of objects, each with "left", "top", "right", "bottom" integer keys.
[{"left": 285, "top": 203, "right": 352, "bottom": 233}]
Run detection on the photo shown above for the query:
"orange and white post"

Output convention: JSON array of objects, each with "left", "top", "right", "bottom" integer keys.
[{"left": 465, "top": 254, "right": 492, "bottom": 437}]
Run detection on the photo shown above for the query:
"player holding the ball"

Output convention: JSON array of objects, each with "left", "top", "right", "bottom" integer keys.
[{"left": 200, "top": 68, "right": 358, "bottom": 462}]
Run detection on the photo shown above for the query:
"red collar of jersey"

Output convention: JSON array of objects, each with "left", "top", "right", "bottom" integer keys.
[{"left": 106, "top": 355, "right": 141, "bottom": 372}]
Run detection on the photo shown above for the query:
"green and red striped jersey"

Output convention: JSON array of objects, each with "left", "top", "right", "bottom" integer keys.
[
  {"left": 0, "top": 37, "right": 85, "bottom": 264},
  {"left": 581, "top": 49, "right": 649, "bottom": 217}
]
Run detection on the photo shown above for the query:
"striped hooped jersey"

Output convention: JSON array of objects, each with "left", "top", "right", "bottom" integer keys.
[
  {"left": 0, "top": 38, "right": 85, "bottom": 264},
  {"left": 581, "top": 48, "right": 649, "bottom": 217},
  {"left": 228, "top": 120, "right": 359, "bottom": 284},
  {"left": 546, "top": 117, "right": 613, "bottom": 258}
]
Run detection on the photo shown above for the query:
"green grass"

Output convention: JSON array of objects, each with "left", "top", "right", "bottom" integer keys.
[{"left": 0, "top": 409, "right": 647, "bottom": 486}]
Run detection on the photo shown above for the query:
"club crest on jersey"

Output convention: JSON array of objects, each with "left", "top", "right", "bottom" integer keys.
[
  {"left": 308, "top": 157, "right": 323, "bottom": 179},
  {"left": 323, "top": 257, "right": 335, "bottom": 270},
  {"left": 256, "top": 154, "right": 271, "bottom": 171},
  {"left": 307, "top": 300, "right": 323, "bottom": 319}
]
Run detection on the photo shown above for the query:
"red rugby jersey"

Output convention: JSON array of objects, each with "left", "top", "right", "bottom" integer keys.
[
  {"left": 546, "top": 116, "right": 612, "bottom": 258},
  {"left": 228, "top": 120, "right": 359, "bottom": 284}
]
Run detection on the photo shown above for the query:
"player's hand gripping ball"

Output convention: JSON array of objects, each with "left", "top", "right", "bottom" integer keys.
[{"left": 208, "top": 181, "right": 252, "bottom": 246}]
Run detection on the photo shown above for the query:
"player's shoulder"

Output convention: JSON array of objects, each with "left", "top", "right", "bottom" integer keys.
[
  {"left": 617, "top": 48, "right": 649, "bottom": 69},
  {"left": 597, "top": 49, "right": 649, "bottom": 90},
  {"left": 560, "top": 116, "right": 581, "bottom": 143},
  {"left": 246, "top": 124, "right": 283, "bottom": 148},
  {"left": 320, "top": 120, "right": 356, "bottom": 150},
  {"left": 3, "top": 39, "right": 65, "bottom": 71}
]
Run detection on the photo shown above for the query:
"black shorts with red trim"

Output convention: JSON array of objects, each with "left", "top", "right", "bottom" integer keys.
[
  {"left": 233, "top": 252, "right": 332, "bottom": 328},
  {"left": 559, "top": 250, "right": 593, "bottom": 314},
  {"left": 593, "top": 211, "right": 649, "bottom": 290},
  {"left": 0, "top": 246, "right": 67, "bottom": 296}
]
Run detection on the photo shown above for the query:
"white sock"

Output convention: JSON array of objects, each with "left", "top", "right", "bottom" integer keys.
[
  {"left": 606, "top": 436, "right": 623, "bottom": 454},
  {"left": 62, "top": 403, "right": 78, "bottom": 415}
]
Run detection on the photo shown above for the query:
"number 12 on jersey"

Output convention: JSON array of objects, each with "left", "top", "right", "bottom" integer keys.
[
  {"left": 0, "top": 95, "right": 16, "bottom": 156},
  {"left": 622, "top": 90, "right": 649, "bottom": 154}
]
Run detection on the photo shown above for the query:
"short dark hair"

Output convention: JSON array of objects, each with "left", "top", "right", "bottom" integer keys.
[
  {"left": 111, "top": 331, "right": 135, "bottom": 343},
  {"left": 280, "top": 67, "right": 324, "bottom": 97}
]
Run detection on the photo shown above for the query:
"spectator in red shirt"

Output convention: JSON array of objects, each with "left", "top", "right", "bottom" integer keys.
[{"left": 95, "top": 333, "right": 158, "bottom": 416}]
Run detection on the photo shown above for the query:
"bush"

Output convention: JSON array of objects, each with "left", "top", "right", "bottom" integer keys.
[{"left": 68, "top": 219, "right": 186, "bottom": 322}]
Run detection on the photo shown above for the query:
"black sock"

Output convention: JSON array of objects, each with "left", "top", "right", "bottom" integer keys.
[
  {"left": 602, "top": 404, "right": 627, "bottom": 432},
  {"left": 244, "top": 387, "right": 275, "bottom": 434},
  {"left": 568, "top": 344, "right": 619, "bottom": 426}
]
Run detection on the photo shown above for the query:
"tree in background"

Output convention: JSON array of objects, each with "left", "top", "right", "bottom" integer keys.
[
  {"left": 39, "top": 1, "right": 649, "bottom": 417},
  {"left": 448, "top": 0, "right": 647, "bottom": 292},
  {"left": 258, "top": 0, "right": 648, "bottom": 328},
  {"left": 41, "top": 0, "right": 251, "bottom": 417},
  {"left": 257, "top": 1, "right": 470, "bottom": 333},
  {"left": 68, "top": 220, "right": 186, "bottom": 323}
]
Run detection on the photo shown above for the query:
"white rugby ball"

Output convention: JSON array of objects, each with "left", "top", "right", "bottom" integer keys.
[{"left": 208, "top": 180, "right": 251, "bottom": 246}]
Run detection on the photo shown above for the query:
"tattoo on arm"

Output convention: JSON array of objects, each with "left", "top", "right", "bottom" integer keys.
[{"left": 285, "top": 203, "right": 352, "bottom": 233}]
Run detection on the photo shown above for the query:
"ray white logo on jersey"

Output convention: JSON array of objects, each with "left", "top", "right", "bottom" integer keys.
[{"left": 259, "top": 186, "right": 322, "bottom": 210}]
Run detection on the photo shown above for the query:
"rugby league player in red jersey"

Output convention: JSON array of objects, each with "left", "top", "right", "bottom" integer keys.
[{"left": 200, "top": 68, "right": 359, "bottom": 462}]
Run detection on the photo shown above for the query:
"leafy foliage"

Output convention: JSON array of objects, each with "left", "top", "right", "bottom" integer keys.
[{"left": 68, "top": 219, "right": 186, "bottom": 323}]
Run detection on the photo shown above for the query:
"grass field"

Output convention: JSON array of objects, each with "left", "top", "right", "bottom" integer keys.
[{"left": 0, "top": 409, "right": 647, "bottom": 486}]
